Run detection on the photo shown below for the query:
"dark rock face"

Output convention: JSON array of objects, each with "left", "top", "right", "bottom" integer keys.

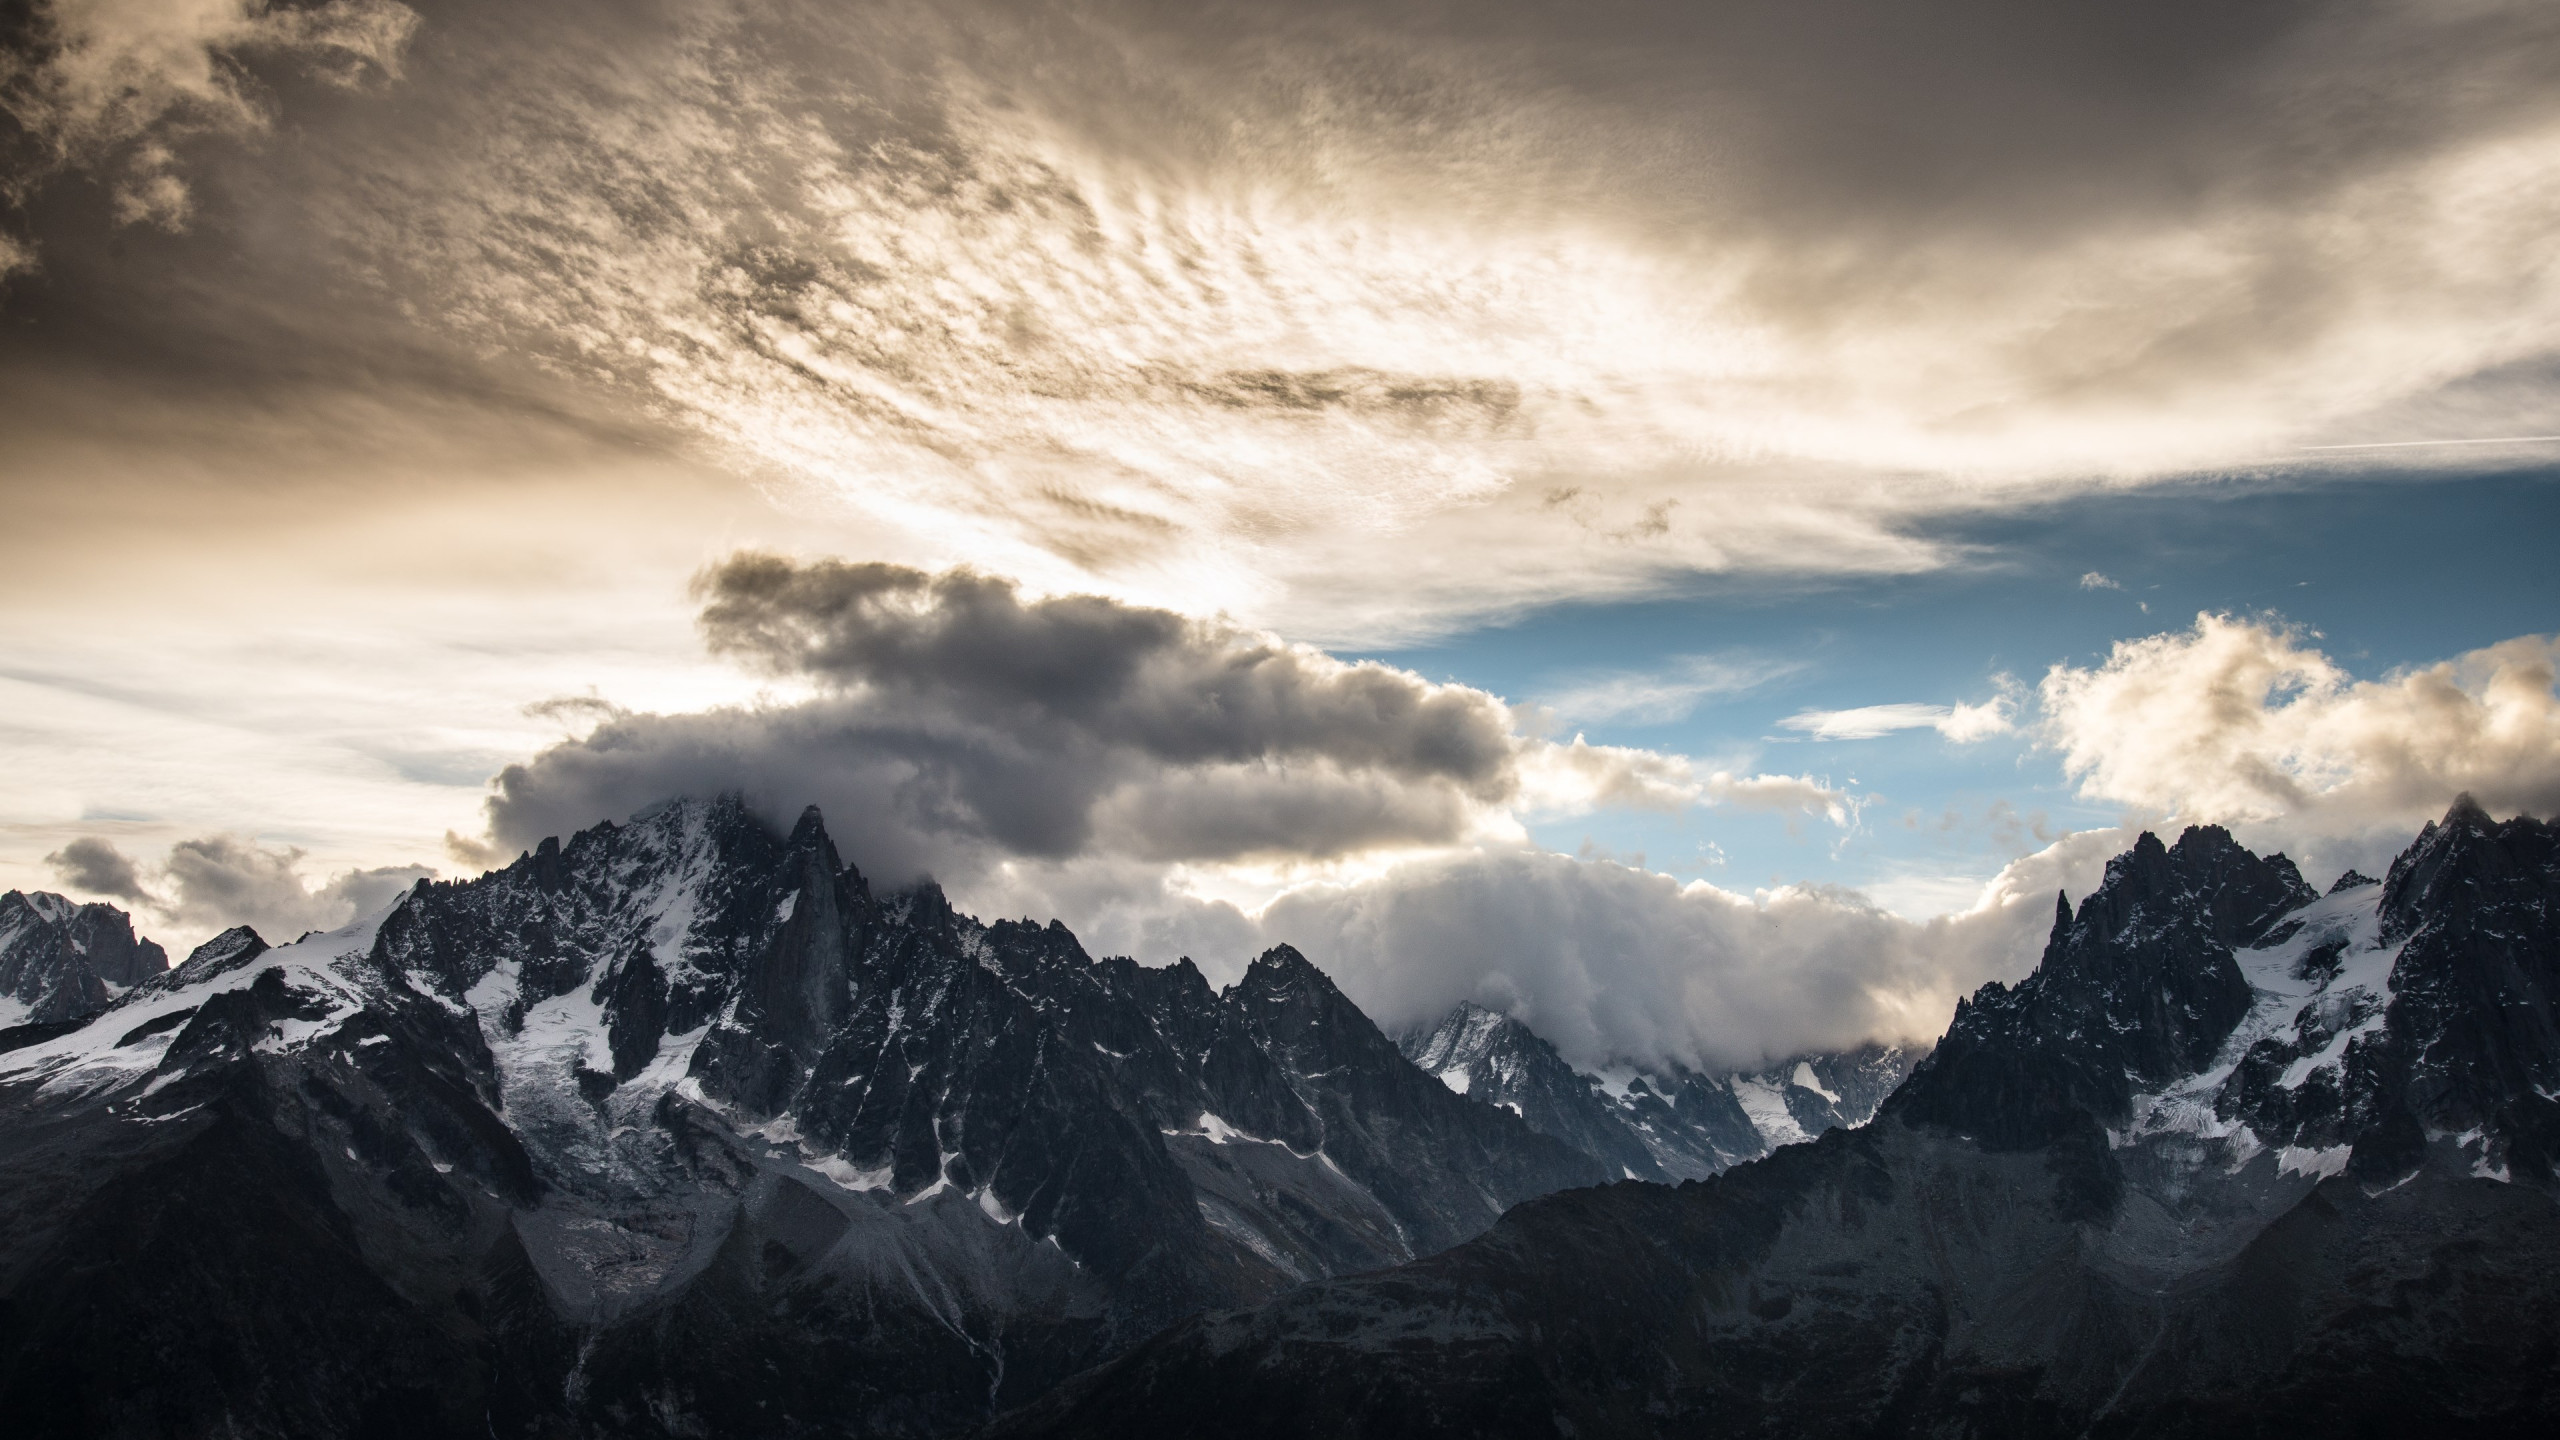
[
  {"left": 1000, "top": 805, "right": 2560, "bottom": 1439},
  {"left": 0, "top": 890, "right": 168, "bottom": 1028},
  {"left": 0, "top": 796, "right": 1605, "bottom": 1439},
  {"left": 1891, "top": 825, "right": 2314, "bottom": 1151},
  {"left": 1399, "top": 1001, "right": 1921, "bottom": 1181}
]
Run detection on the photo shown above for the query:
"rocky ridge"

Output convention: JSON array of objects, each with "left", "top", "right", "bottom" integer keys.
[{"left": 1398, "top": 1000, "right": 1920, "bottom": 1181}]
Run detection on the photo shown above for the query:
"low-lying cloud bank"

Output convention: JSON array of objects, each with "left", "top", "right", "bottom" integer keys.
[{"left": 1258, "top": 832, "right": 2130, "bottom": 1073}]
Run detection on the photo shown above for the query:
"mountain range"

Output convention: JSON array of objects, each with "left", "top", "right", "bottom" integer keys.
[
  {"left": 1396, "top": 1001, "right": 1916, "bottom": 1182},
  {"left": 0, "top": 796, "right": 1888, "bottom": 1438},
  {"left": 4, "top": 796, "right": 2553, "bottom": 1436}
]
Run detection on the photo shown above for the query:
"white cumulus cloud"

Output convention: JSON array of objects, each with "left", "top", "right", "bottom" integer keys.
[{"left": 2039, "top": 614, "right": 2560, "bottom": 843}]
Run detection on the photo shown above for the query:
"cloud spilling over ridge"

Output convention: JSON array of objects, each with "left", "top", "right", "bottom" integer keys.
[
  {"left": 481, "top": 554, "right": 1848, "bottom": 888},
  {"left": 1259, "top": 828, "right": 2134, "bottom": 1073},
  {"left": 1275, "top": 617, "right": 2560, "bottom": 1069},
  {"left": 45, "top": 833, "right": 430, "bottom": 942},
  {"left": 2041, "top": 616, "right": 2560, "bottom": 841}
]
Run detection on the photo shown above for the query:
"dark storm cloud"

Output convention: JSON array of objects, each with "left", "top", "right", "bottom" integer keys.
[
  {"left": 44, "top": 836, "right": 149, "bottom": 903},
  {"left": 696, "top": 556, "right": 1516, "bottom": 790},
  {"left": 483, "top": 554, "right": 1595, "bottom": 882}
]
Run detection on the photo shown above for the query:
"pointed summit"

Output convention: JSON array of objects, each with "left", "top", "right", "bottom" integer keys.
[
  {"left": 787, "top": 802, "right": 831, "bottom": 848},
  {"left": 1246, "top": 942, "right": 1323, "bottom": 981},
  {"left": 182, "top": 925, "right": 268, "bottom": 975},
  {"left": 2382, "top": 793, "right": 2521, "bottom": 942}
]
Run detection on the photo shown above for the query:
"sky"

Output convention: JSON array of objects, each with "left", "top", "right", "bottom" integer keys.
[{"left": 3, "top": 0, "right": 2556, "bottom": 1073}]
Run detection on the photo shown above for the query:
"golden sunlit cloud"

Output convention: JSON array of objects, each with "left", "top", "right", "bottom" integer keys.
[{"left": 156, "top": 0, "right": 2545, "bottom": 640}]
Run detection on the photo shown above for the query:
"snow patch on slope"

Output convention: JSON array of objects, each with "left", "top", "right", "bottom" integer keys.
[
  {"left": 1730, "top": 1077, "right": 1811, "bottom": 1148},
  {"left": 0, "top": 907, "right": 395, "bottom": 1094}
]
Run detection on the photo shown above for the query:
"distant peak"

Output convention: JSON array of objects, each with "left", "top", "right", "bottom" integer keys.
[
  {"left": 179, "top": 926, "right": 269, "bottom": 978},
  {"left": 788, "top": 804, "right": 829, "bottom": 845},
  {"left": 1250, "top": 943, "right": 1320, "bottom": 977},
  {"left": 2170, "top": 822, "right": 2239, "bottom": 854},
  {"left": 2380, "top": 795, "right": 2544, "bottom": 941},
  {"left": 2328, "top": 868, "right": 2380, "bottom": 894},
  {"left": 9, "top": 890, "right": 78, "bottom": 924},
  {"left": 1240, "top": 944, "right": 1344, "bottom": 1002}
]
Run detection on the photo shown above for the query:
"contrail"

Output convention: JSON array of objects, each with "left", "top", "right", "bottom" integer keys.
[{"left": 2300, "top": 435, "right": 2560, "bottom": 450}]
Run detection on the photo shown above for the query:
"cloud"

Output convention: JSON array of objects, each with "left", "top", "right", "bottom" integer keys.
[
  {"left": 45, "top": 835, "right": 150, "bottom": 902},
  {"left": 482, "top": 554, "right": 1847, "bottom": 889},
  {"left": 38, "top": 832, "right": 428, "bottom": 940},
  {"left": 1780, "top": 699, "right": 2015, "bottom": 743},
  {"left": 161, "top": 834, "right": 430, "bottom": 938},
  {"left": 3, "top": 0, "right": 2536, "bottom": 641},
  {"left": 3, "top": 0, "right": 419, "bottom": 230},
  {"left": 694, "top": 555, "right": 1517, "bottom": 798},
  {"left": 1258, "top": 826, "right": 2130, "bottom": 1073},
  {"left": 1535, "top": 654, "right": 1805, "bottom": 726},
  {"left": 2080, "top": 572, "right": 2123, "bottom": 591},
  {"left": 2040, "top": 615, "right": 2560, "bottom": 842}
]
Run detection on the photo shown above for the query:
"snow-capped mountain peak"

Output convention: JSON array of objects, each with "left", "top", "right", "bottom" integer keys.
[
  {"left": 1398, "top": 998, "right": 1922, "bottom": 1181},
  {"left": 0, "top": 888, "right": 170, "bottom": 1030}
]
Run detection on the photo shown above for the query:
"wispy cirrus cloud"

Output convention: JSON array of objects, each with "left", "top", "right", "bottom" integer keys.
[
  {"left": 1779, "top": 699, "right": 2015, "bottom": 743},
  {"left": 13, "top": 0, "right": 2556, "bottom": 642},
  {"left": 2, "top": 0, "right": 419, "bottom": 230},
  {"left": 1535, "top": 653, "right": 1806, "bottom": 726}
]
